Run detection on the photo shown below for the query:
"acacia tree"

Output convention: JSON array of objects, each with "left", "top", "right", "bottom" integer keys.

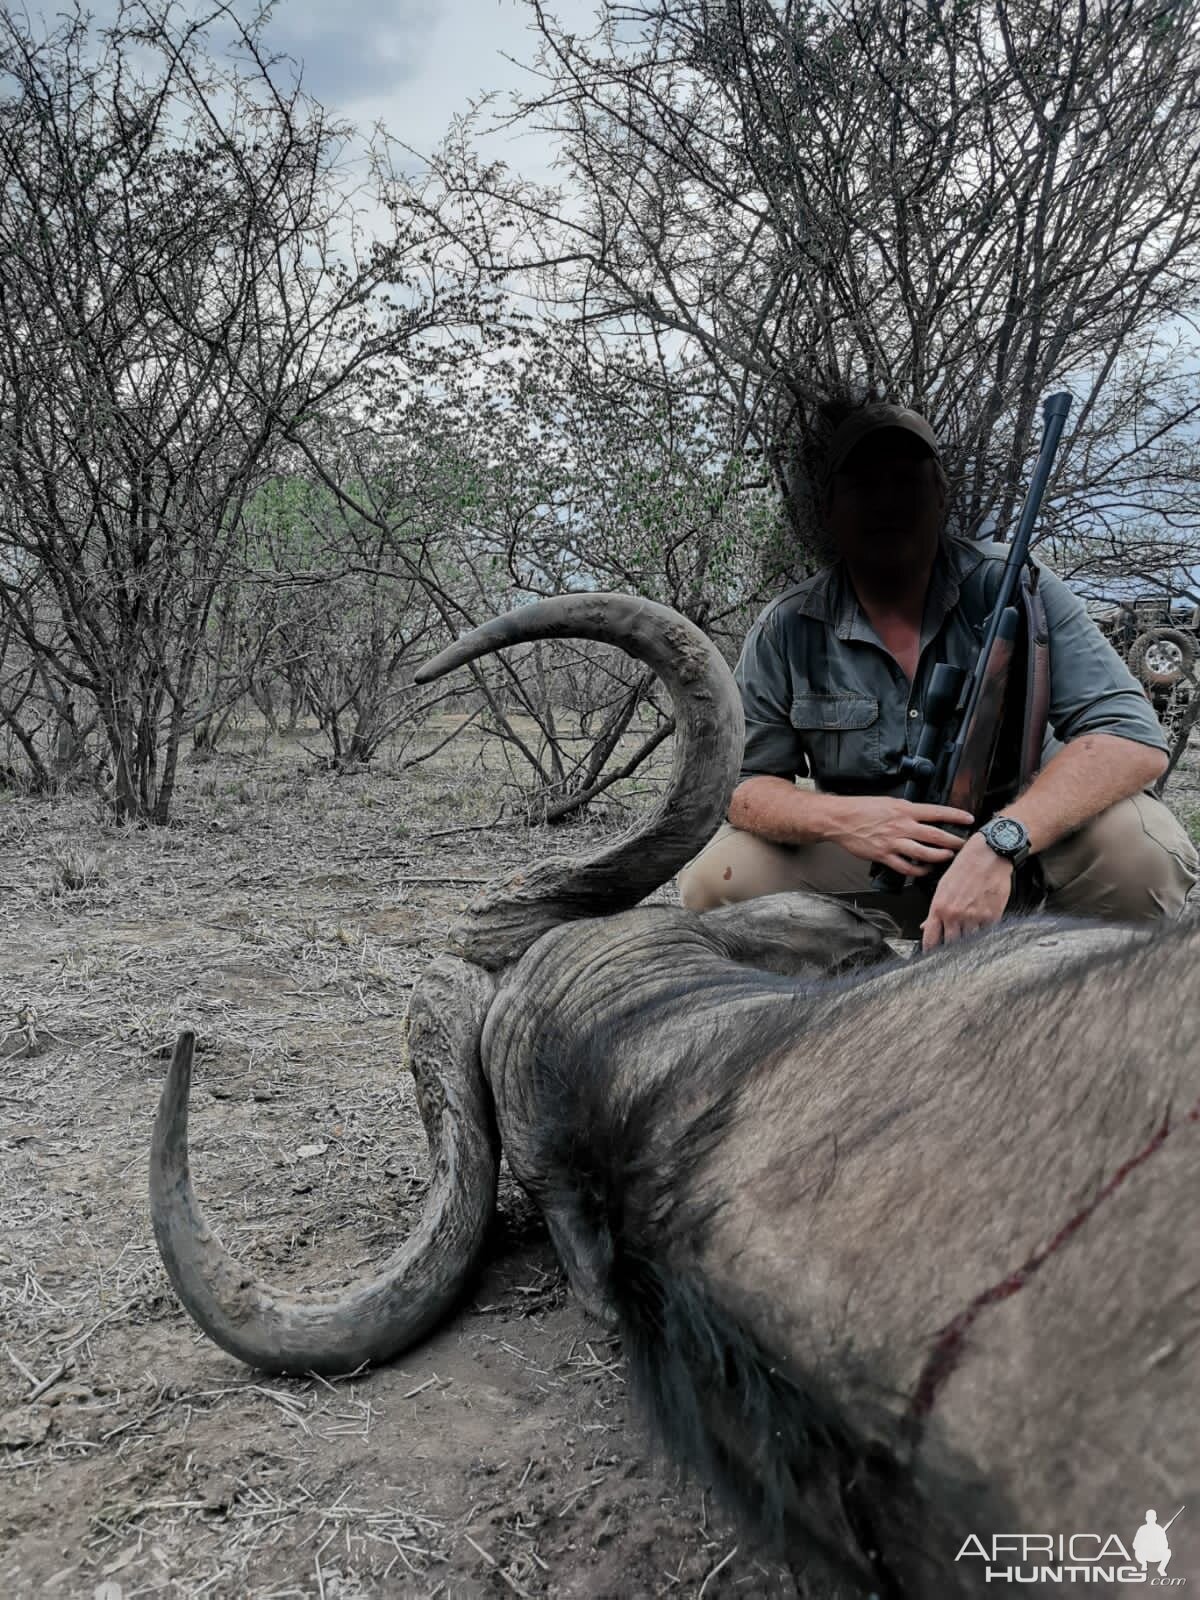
[
  {"left": 409, "top": 0, "right": 1200, "bottom": 573},
  {"left": 291, "top": 315, "right": 781, "bottom": 820},
  {"left": 432, "top": 330, "right": 787, "bottom": 820},
  {"left": 0, "top": 2, "right": 482, "bottom": 820},
  {"left": 0, "top": 559, "right": 74, "bottom": 790},
  {"left": 235, "top": 467, "right": 463, "bottom": 770}
]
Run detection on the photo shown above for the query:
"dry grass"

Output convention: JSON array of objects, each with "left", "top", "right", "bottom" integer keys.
[
  {"left": 0, "top": 718, "right": 817, "bottom": 1600},
  {"left": 3, "top": 711, "right": 1195, "bottom": 1598}
]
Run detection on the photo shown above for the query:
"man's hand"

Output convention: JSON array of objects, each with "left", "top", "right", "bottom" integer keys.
[
  {"left": 825, "top": 796, "right": 975, "bottom": 877},
  {"left": 921, "top": 834, "right": 1014, "bottom": 951}
]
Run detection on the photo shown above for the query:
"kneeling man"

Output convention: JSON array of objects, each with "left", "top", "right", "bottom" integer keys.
[{"left": 678, "top": 403, "right": 1197, "bottom": 949}]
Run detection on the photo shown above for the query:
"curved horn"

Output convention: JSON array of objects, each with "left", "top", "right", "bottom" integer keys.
[
  {"left": 150, "top": 958, "right": 497, "bottom": 1374},
  {"left": 415, "top": 593, "right": 744, "bottom": 968}
]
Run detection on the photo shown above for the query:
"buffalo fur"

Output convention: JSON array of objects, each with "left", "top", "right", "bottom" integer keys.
[{"left": 530, "top": 969, "right": 1017, "bottom": 1596}]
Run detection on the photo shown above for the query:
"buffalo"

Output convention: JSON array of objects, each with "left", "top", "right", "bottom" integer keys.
[{"left": 150, "top": 595, "right": 1199, "bottom": 1597}]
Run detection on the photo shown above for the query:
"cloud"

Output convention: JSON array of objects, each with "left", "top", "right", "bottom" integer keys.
[
  {"left": 262, "top": 0, "right": 442, "bottom": 103},
  {"left": 262, "top": 0, "right": 598, "bottom": 175},
  {"left": 24, "top": 0, "right": 599, "bottom": 183}
]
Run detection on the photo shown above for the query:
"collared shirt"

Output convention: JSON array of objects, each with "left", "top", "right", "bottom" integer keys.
[{"left": 735, "top": 535, "right": 1168, "bottom": 793}]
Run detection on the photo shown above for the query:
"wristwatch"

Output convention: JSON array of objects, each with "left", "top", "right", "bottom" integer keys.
[{"left": 979, "top": 814, "right": 1031, "bottom": 869}]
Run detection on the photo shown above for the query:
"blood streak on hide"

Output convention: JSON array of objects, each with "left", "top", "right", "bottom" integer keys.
[{"left": 904, "top": 1093, "right": 1200, "bottom": 1439}]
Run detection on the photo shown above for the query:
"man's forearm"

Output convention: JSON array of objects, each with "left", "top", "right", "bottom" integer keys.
[
  {"left": 727, "top": 775, "right": 845, "bottom": 845},
  {"left": 1002, "top": 733, "right": 1168, "bottom": 853}
]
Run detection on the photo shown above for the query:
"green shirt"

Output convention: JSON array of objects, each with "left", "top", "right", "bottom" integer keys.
[{"left": 735, "top": 535, "right": 1168, "bottom": 794}]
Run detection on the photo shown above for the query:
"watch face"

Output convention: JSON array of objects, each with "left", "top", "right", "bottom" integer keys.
[{"left": 990, "top": 818, "right": 1024, "bottom": 851}]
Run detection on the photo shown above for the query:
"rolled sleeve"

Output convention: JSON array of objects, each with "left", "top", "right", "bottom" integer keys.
[
  {"left": 733, "top": 611, "right": 808, "bottom": 781},
  {"left": 1039, "top": 567, "right": 1169, "bottom": 753}
]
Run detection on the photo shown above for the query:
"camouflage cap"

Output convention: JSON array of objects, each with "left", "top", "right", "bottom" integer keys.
[{"left": 825, "top": 403, "right": 942, "bottom": 476}]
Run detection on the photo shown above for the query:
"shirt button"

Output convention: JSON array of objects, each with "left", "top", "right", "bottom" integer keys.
[{"left": 908, "top": 708, "right": 920, "bottom": 718}]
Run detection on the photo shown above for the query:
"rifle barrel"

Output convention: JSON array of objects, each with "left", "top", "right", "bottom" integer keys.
[{"left": 973, "top": 392, "right": 1072, "bottom": 665}]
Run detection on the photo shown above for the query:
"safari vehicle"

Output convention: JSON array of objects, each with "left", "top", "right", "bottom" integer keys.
[{"left": 1091, "top": 592, "right": 1199, "bottom": 728}]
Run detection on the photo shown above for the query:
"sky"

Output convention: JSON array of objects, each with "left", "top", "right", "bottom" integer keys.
[
  {"left": 228, "top": 0, "right": 599, "bottom": 181},
  {"left": 43, "top": 0, "right": 601, "bottom": 183}
]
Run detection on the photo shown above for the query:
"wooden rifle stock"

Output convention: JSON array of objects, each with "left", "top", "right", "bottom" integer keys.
[{"left": 946, "top": 605, "right": 1019, "bottom": 816}]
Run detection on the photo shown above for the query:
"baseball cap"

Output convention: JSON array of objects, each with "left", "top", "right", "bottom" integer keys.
[{"left": 825, "top": 403, "right": 942, "bottom": 476}]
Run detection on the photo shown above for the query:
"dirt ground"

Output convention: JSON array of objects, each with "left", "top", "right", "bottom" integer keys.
[
  {"left": 3, "top": 715, "right": 1197, "bottom": 1600},
  {"left": 0, "top": 720, "right": 820, "bottom": 1600}
]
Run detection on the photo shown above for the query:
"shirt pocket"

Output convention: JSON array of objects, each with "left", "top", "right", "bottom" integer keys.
[{"left": 789, "top": 691, "right": 885, "bottom": 786}]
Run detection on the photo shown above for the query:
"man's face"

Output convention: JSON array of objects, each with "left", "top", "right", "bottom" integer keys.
[{"left": 822, "top": 429, "right": 945, "bottom": 575}]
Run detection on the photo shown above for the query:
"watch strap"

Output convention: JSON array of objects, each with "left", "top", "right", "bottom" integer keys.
[{"left": 982, "top": 815, "right": 1031, "bottom": 869}]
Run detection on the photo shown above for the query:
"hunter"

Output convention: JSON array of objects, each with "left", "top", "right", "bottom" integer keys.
[{"left": 678, "top": 402, "right": 1198, "bottom": 949}]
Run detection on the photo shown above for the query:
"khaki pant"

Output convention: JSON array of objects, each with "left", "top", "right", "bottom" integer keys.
[{"left": 676, "top": 791, "right": 1198, "bottom": 926}]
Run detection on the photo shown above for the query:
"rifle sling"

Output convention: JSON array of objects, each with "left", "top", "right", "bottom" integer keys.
[{"left": 1019, "top": 568, "right": 1051, "bottom": 790}]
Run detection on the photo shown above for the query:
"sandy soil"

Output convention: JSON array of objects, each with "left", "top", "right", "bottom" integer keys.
[
  {"left": 3, "top": 716, "right": 1196, "bottom": 1600},
  {"left": 0, "top": 724, "right": 819, "bottom": 1600}
]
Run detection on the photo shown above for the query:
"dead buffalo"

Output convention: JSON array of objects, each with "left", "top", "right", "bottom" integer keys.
[{"left": 150, "top": 594, "right": 1199, "bottom": 1597}]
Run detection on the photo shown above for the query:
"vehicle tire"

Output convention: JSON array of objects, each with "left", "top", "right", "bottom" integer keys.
[{"left": 1128, "top": 626, "right": 1197, "bottom": 687}]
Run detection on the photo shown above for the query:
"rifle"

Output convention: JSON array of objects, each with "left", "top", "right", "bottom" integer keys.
[{"left": 869, "top": 391, "right": 1073, "bottom": 899}]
